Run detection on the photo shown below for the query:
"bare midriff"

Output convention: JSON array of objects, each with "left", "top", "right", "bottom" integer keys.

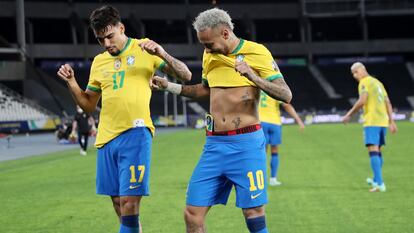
[{"left": 209, "top": 86, "right": 260, "bottom": 132}]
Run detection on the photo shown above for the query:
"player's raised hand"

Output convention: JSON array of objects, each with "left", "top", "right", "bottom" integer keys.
[
  {"left": 235, "top": 60, "right": 255, "bottom": 80},
  {"left": 150, "top": 76, "right": 168, "bottom": 90},
  {"left": 57, "top": 64, "right": 75, "bottom": 83},
  {"left": 139, "top": 40, "right": 166, "bottom": 57}
]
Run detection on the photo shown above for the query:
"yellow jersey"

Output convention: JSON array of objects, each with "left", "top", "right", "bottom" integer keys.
[
  {"left": 358, "top": 76, "right": 389, "bottom": 127},
  {"left": 87, "top": 38, "right": 165, "bottom": 148},
  {"left": 259, "top": 91, "right": 282, "bottom": 125},
  {"left": 202, "top": 39, "right": 283, "bottom": 87}
]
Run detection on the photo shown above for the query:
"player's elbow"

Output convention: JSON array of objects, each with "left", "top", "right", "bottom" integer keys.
[
  {"left": 183, "top": 70, "right": 192, "bottom": 82},
  {"left": 358, "top": 99, "right": 366, "bottom": 106},
  {"left": 284, "top": 90, "right": 293, "bottom": 104}
]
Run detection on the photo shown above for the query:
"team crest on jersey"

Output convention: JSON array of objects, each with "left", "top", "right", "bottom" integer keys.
[
  {"left": 127, "top": 55, "right": 135, "bottom": 66},
  {"left": 361, "top": 85, "right": 366, "bottom": 91},
  {"left": 236, "top": 54, "right": 245, "bottom": 62},
  {"left": 272, "top": 60, "right": 280, "bottom": 71},
  {"left": 114, "top": 58, "right": 121, "bottom": 70}
]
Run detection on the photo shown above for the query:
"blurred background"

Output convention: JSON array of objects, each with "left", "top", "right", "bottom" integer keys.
[
  {"left": 1, "top": 0, "right": 414, "bottom": 134},
  {"left": 1, "top": 2, "right": 414, "bottom": 232}
]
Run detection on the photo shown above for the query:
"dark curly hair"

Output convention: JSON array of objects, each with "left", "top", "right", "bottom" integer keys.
[{"left": 89, "top": 5, "right": 121, "bottom": 33}]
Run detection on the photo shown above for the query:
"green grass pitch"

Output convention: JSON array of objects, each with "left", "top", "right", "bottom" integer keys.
[{"left": 1, "top": 122, "right": 413, "bottom": 233}]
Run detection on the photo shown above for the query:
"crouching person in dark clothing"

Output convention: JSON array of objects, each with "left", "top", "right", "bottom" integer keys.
[{"left": 72, "top": 105, "right": 96, "bottom": 155}]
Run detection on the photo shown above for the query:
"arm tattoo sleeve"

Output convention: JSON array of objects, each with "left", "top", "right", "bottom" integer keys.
[
  {"left": 162, "top": 53, "right": 191, "bottom": 81},
  {"left": 251, "top": 76, "right": 292, "bottom": 103},
  {"left": 181, "top": 84, "right": 210, "bottom": 100}
]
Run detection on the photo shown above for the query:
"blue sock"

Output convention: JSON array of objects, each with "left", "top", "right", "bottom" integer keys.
[
  {"left": 379, "top": 152, "right": 383, "bottom": 167},
  {"left": 270, "top": 153, "right": 279, "bottom": 178},
  {"left": 245, "top": 215, "right": 268, "bottom": 233},
  {"left": 119, "top": 215, "right": 139, "bottom": 233},
  {"left": 369, "top": 152, "right": 383, "bottom": 185}
]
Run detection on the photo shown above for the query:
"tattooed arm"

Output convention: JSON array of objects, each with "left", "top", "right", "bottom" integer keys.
[
  {"left": 251, "top": 77, "right": 292, "bottom": 103},
  {"left": 235, "top": 61, "right": 292, "bottom": 103},
  {"left": 150, "top": 76, "right": 210, "bottom": 100},
  {"left": 139, "top": 40, "right": 191, "bottom": 81},
  {"left": 181, "top": 84, "right": 210, "bottom": 100},
  {"left": 160, "top": 52, "right": 192, "bottom": 82}
]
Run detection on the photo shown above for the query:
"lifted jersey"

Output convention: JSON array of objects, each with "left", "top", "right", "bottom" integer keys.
[
  {"left": 201, "top": 39, "right": 283, "bottom": 87},
  {"left": 87, "top": 38, "right": 165, "bottom": 147}
]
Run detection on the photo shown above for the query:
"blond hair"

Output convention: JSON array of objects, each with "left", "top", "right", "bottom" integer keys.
[
  {"left": 193, "top": 8, "right": 234, "bottom": 32},
  {"left": 351, "top": 62, "right": 365, "bottom": 71}
]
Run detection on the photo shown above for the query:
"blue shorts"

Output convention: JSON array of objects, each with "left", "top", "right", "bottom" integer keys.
[
  {"left": 261, "top": 122, "right": 282, "bottom": 146},
  {"left": 96, "top": 127, "right": 152, "bottom": 196},
  {"left": 186, "top": 129, "right": 268, "bottom": 208},
  {"left": 363, "top": 126, "right": 387, "bottom": 146}
]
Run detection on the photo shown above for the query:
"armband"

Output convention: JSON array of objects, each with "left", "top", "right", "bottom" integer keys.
[{"left": 165, "top": 82, "right": 182, "bottom": 95}]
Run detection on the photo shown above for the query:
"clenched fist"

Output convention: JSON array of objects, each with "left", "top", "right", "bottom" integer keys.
[
  {"left": 235, "top": 60, "right": 255, "bottom": 80},
  {"left": 139, "top": 40, "right": 166, "bottom": 57},
  {"left": 57, "top": 64, "right": 75, "bottom": 83},
  {"left": 149, "top": 76, "right": 168, "bottom": 90}
]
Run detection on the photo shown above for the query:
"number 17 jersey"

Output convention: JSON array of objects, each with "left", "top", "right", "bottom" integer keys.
[{"left": 87, "top": 38, "right": 165, "bottom": 148}]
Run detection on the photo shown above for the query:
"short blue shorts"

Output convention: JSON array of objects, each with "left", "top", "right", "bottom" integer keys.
[
  {"left": 186, "top": 129, "right": 268, "bottom": 208},
  {"left": 96, "top": 127, "right": 152, "bottom": 196},
  {"left": 261, "top": 122, "right": 282, "bottom": 146},
  {"left": 363, "top": 126, "right": 387, "bottom": 146}
]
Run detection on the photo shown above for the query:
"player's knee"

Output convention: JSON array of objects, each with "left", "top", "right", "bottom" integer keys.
[
  {"left": 242, "top": 206, "right": 265, "bottom": 218},
  {"left": 120, "top": 196, "right": 140, "bottom": 213},
  {"left": 111, "top": 196, "right": 121, "bottom": 218},
  {"left": 111, "top": 196, "right": 120, "bottom": 207},
  {"left": 184, "top": 207, "right": 204, "bottom": 225},
  {"left": 270, "top": 146, "right": 278, "bottom": 153}
]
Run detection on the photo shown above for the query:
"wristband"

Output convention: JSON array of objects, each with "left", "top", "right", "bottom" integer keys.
[{"left": 165, "top": 82, "right": 182, "bottom": 95}]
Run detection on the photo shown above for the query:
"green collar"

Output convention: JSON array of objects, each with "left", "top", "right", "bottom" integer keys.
[
  {"left": 111, "top": 37, "right": 131, "bottom": 57},
  {"left": 231, "top": 38, "right": 244, "bottom": 54}
]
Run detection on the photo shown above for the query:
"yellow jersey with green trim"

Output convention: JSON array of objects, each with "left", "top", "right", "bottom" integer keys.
[
  {"left": 259, "top": 91, "right": 282, "bottom": 125},
  {"left": 201, "top": 39, "right": 283, "bottom": 87},
  {"left": 358, "top": 76, "right": 389, "bottom": 127},
  {"left": 87, "top": 38, "right": 165, "bottom": 148}
]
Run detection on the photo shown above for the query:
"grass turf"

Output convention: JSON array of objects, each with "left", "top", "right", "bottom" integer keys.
[{"left": 0, "top": 122, "right": 413, "bottom": 233}]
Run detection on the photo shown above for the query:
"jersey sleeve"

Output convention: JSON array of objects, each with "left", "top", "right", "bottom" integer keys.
[
  {"left": 86, "top": 58, "right": 102, "bottom": 93},
  {"left": 358, "top": 80, "right": 368, "bottom": 96},
  {"left": 251, "top": 46, "right": 284, "bottom": 81},
  {"left": 154, "top": 55, "right": 166, "bottom": 71}
]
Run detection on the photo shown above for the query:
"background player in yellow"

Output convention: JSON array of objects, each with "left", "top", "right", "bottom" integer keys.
[
  {"left": 342, "top": 62, "right": 397, "bottom": 192},
  {"left": 259, "top": 91, "right": 304, "bottom": 186},
  {"left": 57, "top": 5, "right": 191, "bottom": 233},
  {"left": 151, "top": 8, "right": 292, "bottom": 233}
]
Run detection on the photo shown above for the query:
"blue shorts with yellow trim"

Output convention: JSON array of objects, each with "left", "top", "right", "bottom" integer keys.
[
  {"left": 363, "top": 126, "right": 387, "bottom": 146},
  {"left": 261, "top": 122, "right": 282, "bottom": 146},
  {"left": 186, "top": 129, "right": 268, "bottom": 208},
  {"left": 96, "top": 127, "right": 152, "bottom": 196}
]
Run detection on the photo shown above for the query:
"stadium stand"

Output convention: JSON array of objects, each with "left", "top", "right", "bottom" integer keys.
[
  {"left": 282, "top": 65, "right": 349, "bottom": 112},
  {"left": 0, "top": 83, "right": 56, "bottom": 121},
  {"left": 0, "top": 0, "right": 413, "bottom": 127},
  {"left": 318, "top": 62, "right": 414, "bottom": 110},
  {"left": 367, "top": 63, "right": 414, "bottom": 110}
]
